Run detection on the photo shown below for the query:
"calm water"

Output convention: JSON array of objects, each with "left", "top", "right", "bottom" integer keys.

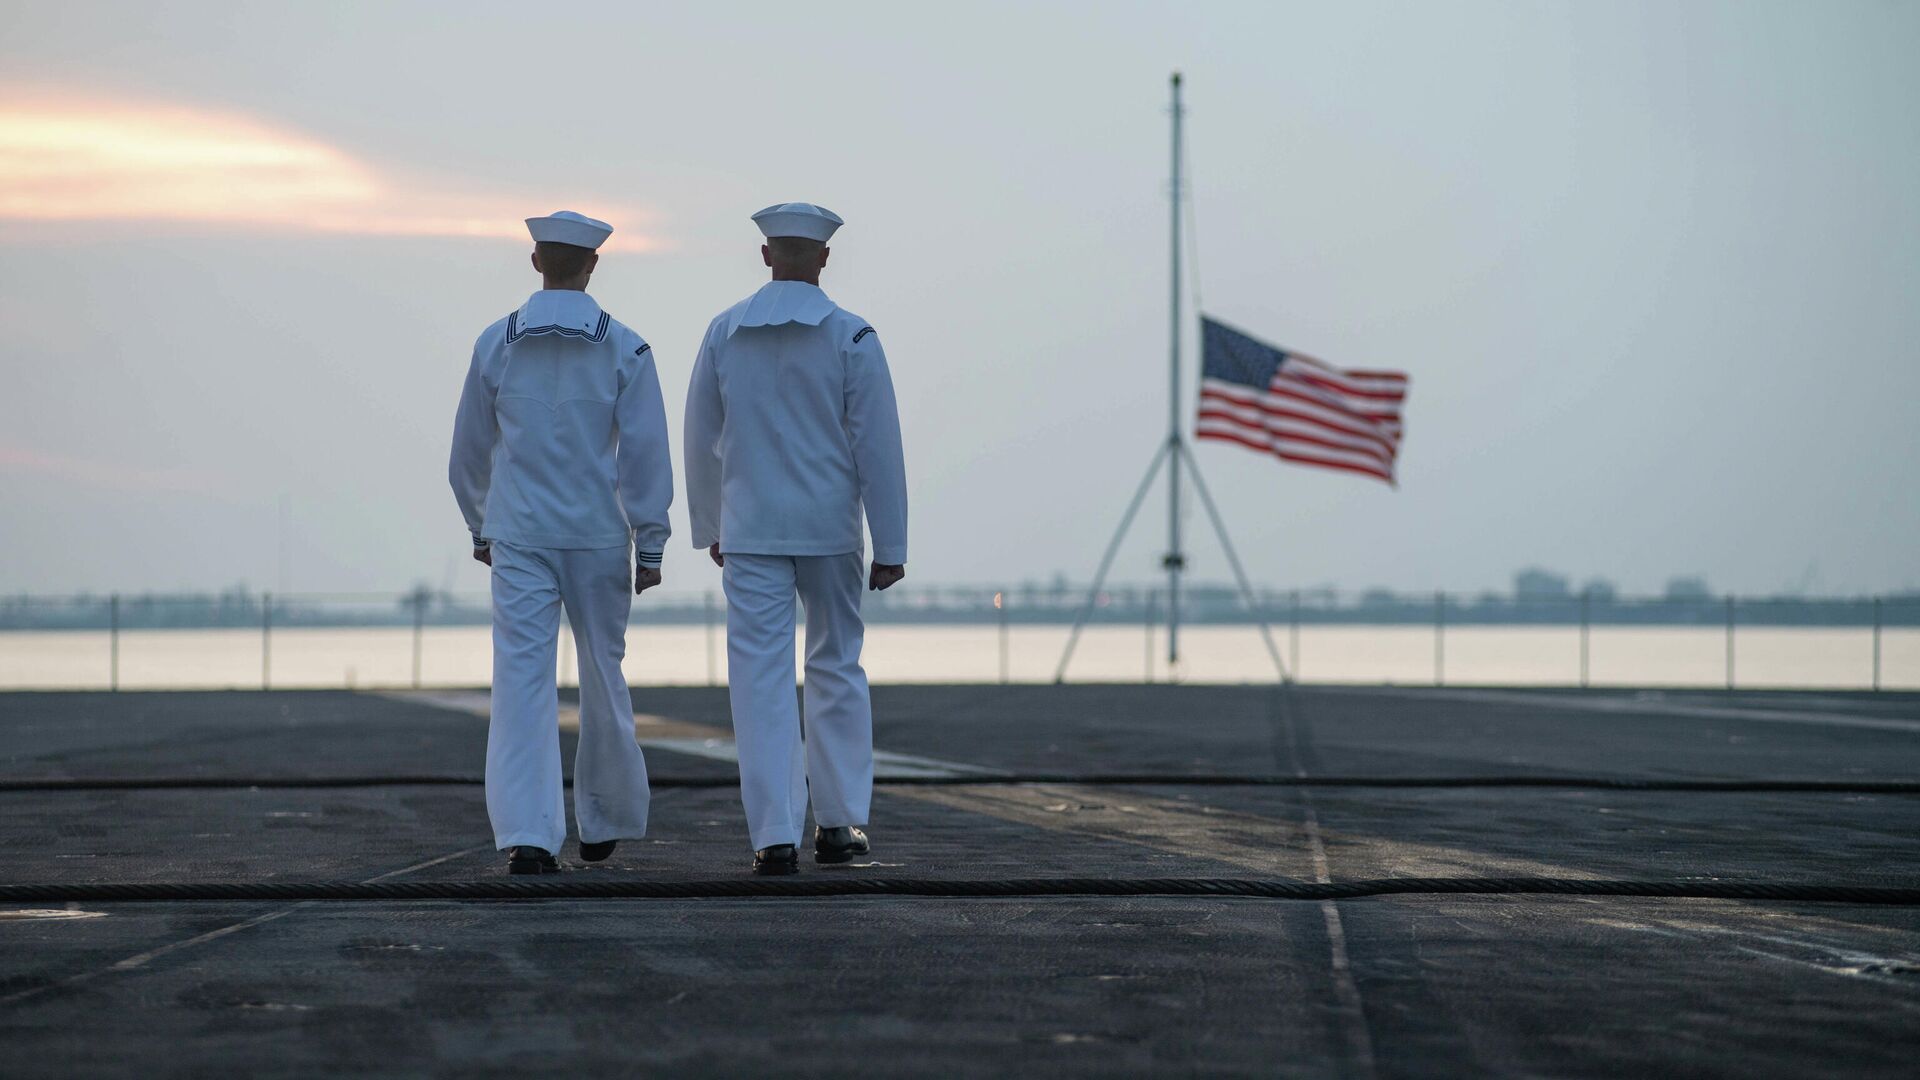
[{"left": 0, "top": 625, "right": 1913, "bottom": 690}]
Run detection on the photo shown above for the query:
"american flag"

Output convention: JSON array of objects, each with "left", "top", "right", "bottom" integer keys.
[{"left": 1195, "top": 316, "right": 1408, "bottom": 486}]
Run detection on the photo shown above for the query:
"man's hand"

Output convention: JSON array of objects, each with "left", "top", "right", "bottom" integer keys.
[
  {"left": 708, "top": 543, "right": 724, "bottom": 568},
  {"left": 472, "top": 545, "right": 492, "bottom": 567},
  {"left": 635, "top": 567, "right": 662, "bottom": 595},
  {"left": 869, "top": 562, "right": 905, "bottom": 591}
]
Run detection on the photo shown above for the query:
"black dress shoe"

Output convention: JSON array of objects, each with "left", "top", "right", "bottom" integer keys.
[
  {"left": 752, "top": 844, "right": 799, "bottom": 876},
  {"left": 814, "top": 826, "right": 870, "bottom": 864},
  {"left": 507, "top": 846, "right": 560, "bottom": 875},
  {"left": 579, "top": 839, "right": 617, "bottom": 863}
]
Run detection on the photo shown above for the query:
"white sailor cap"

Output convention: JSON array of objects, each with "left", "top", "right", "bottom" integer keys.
[
  {"left": 525, "top": 210, "right": 613, "bottom": 250},
  {"left": 751, "top": 202, "right": 843, "bottom": 243}
]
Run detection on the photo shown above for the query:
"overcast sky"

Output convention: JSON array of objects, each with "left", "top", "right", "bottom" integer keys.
[{"left": 1, "top": 1, "right": 1915, "bottom": 599}]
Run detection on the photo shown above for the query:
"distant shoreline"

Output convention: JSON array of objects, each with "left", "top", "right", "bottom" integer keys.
[{"left": 3, "top": 595, "right": 1915, "bottom": 631}]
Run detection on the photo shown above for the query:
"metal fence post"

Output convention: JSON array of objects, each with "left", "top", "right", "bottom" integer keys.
[
  {"left": 1872, "top": 596, "right": 1882, "bottom": 692},
  {"left": 1144, "top": 589, "right": 1157, "bottom": 684},
  {"left": 411, "top": 593, "right": 426, "bottom": 689},
  {"left": 996, "top": 590, "right": 1009, "bottom": 685},
  {"left": 1290, "top": 588, "right": 1301, "bottom": 682},
  {"left": 704, "top": 590, "right": 718, "bottom": 687},
  {"left": 1724, "top": 595, "right": 1735, "bottom": 691},
  {"left": 109, "top": 588, "right": 120, "bottom": 687},
  {"left": 1434, "top": 590, "right": 1445, "bottom": 687},
  {"left": 261, "top": 592, "right": 272, "bottom": 691},
  {"left": 1579, "top": 591, "right": 1590, "bottom": 689}
]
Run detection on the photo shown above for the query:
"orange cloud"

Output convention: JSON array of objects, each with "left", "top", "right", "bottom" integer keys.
[
  {"left": 0, "top": 95, "right": 660, "bottom": 250},
  {"left": 0, "top": 445, "right": 223, "bottom": 495}
]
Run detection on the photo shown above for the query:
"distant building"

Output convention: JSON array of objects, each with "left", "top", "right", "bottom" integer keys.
[
  {"left": 1580, "top": 578, "right": 1618, "bottom": 603},
  {"left": 1514, "top": 568, "right": 1571, "bottom": 601},
  {"left": 1665, "top": 575, "right": 1713, "bottom": 602},
  {"left": 1188, "top": 585, "right": 1241, "bottom": 616}
]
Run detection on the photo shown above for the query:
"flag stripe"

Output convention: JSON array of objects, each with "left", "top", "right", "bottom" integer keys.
[
  {"left": 1283, "top": 352, "right": 1408, "bottom": 389},
  {"left": 1196, "top": 417, "right": 1396, "bottom": 475},
  {"left": 1195, "top": 424, "right": 1397, "bottom": 484},
  {"left": 1273, "top": 447, "right": 1397, "bottom": 483},
  {"left": 1201, "top": 381, "right": 1402, "bottom": 439},
  {"left": 1200, "top": 382, "right": 1401, "bottom": 448},
  {"left": 1196, "top": 405, "right": 1396, "bottom": 466},
  {"left": 1269, "top": 374, "right": 1404, "bottom": 420},
  {"left": 1287, "top": 368, "right": 1407, "bottom": 402},
  {"left": 1194, "top": 424, "right": 1277, "bottom": 456}
]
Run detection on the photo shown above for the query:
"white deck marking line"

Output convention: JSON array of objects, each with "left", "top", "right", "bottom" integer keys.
[
  {"left": 1582, "top": 917, "right": 1920, "bottom": 1011},
  {"left": 1730, "top": 945, "right": 1920, "bottom": 1004},
  {"left": 1654, "top": 923, "right": 1920, "bottom": 1004},
  {"left": 1297, "top": 793, "right": 1379, "bottom": 1077},
  {"left": 1281, "top": 693, "right": 1380, "bottom": 1080},
  {"left": 0, "top": 843, "right": 491, "bottom": 1009},
  {"left": 1338, "top": 687, "right": 1920, "bottom": 734},
  {"left": 372, "top": 690, "right": 1005, "bottom": 780},
  {"left": 1744, "top": 930, "right": 1920, "bottom": 975}
]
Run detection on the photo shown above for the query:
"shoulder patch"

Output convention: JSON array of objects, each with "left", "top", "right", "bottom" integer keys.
[
  {"left": 635, "top": 343, "right": 652, "bottom": 357},
  {"left": 852, "top": 326, "right": 876, "bottom": 343}
]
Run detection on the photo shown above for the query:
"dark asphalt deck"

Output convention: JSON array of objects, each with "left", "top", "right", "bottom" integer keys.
[{"left": 1, "top": 685, "right": 1917, "bottom": 1077}]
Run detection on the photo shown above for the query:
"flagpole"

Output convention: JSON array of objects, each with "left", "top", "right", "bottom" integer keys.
[
  {"left": 1055, "top": 71, "right": 1291, "bottom": 685},
  {"left": 1165, "top": 71, "right": 1186, "bottom": 672}
]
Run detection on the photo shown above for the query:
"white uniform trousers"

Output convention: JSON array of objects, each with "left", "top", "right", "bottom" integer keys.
[
  {"left": 722, "top": 551, "right": 873, "bottom": 850},
  {"left": 488, "top": 541, "right": 651, "bottom": 853}
]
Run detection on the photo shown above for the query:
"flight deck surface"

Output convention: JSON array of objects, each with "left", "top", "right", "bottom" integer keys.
[{"left": 1, "top": 685, "right": 1916, "bottom": 1077}]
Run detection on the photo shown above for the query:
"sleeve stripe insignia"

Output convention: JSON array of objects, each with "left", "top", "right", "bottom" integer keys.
[{"left": 852, "top": 326, "right": 876, "bottom": 343}]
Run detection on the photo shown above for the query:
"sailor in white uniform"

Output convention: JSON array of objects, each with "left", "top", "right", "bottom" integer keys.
[
  {"left": 684, "top": 202, "right": 908, "bottom": 875},
  {"left": 449, "top": 210, "right": 674, "bottom": 875}
]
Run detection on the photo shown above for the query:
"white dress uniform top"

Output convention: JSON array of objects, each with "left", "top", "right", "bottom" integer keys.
[
  {"left": 684, "top": 202, "right": 907, "bottom": 851},
  {"left": 449, "top": 211, "right": 673, "bottom": 855}
]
